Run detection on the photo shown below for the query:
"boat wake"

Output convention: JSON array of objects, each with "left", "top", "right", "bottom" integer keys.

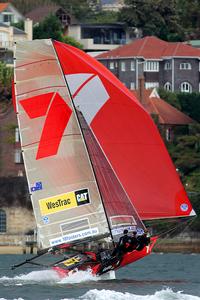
[{"left": 0, "top": 269, "right": 99, "bottom": 286}]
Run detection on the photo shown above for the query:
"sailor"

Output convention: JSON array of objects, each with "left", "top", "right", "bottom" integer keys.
[
  {"left": 112, "top": 229, "right": 132, "bottom": 258},
  {"left": 126, "top": 231, "right": 138, "bottom": 252},
  {"left": 136, "top": 229, "right": 150, "bottom": 251}
]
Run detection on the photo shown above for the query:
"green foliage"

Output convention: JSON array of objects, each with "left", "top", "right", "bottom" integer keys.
[
  {"left": 33, "top": 15, "right": 83, "bottom": 48},
  {"left": 3, "top": 123, "right": 16, "bottom": 144},
  {"left": 119, "top": 0, "right": 184, "bottom": 41},
  {"left": 61, "top": 36, "right": 83, "bottom": 49},
  {"left": 0, "top": 61, "right": 13, "bottom": 88},
  {"left": 87, "top": 11, "right": 119, "bottom": 24},
  {"left": 158, "top": 89, "right": 200, "bottom": 123},
  {"left": 33, "top": 14, "right": 62, "bottom": 40},
  {"left": 51, "top": 0, "right": 93, "bottom": 21},
  {"left": 177, "top": 93, "right": 200, "bottom": 123},
  {"left": 0, "top": 62, "right": 13, "bottom": 102},
  {"left": 158, "top": 88, "right": 181, "bottom": 110}
]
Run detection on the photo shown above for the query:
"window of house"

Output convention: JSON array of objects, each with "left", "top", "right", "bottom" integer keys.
[
  {"left": 144, "top": 61, "right": 159, "bottom": 72},
  {"left": 15, "top": 127, "right": 20, "bottom": 143},
  {"left": 121, "top": 61, "right": 126, "bottom": 71},
  {"left": 180, "top": 63, "right": 192, "bottom": 70},
  {"left": 0, "top": 210, "right": 6, "bottom": 233},
  {"left": 14, "top": 149, "right": 22, "bottom": 163},
  {"left": 130, "top": 82, "right": 135, "bottom": 89},
  {"left": 166, "top": 128, "right": 172, "bottom": 141},
  {"left": 130, "top": 60, "right": 135, "bottom": 71},
  {"left": 145, "top": 82, "right": 159, "bottom": 89},
  {"left": 109, "top": 62, "right": 114, "bottom": 69},
  {"left": 164, "top": 62, "right": 171, "bottom": 70},
  {"left": 3, "top": 14, "right": 13, "bottom": 23},
  {"left": 180, "top": 82, "right": 192, "bottom": 93},
  {"left": 164, "top": 82, "right": 172, "bottom": 91}
]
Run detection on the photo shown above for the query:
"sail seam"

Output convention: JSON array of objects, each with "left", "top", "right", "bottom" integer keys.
[
  {"left": 16, "top": 58, "right": 57, "bottom": 68},
  {"left": 16, "top": 85, "right": 66, "bottom": 97}
]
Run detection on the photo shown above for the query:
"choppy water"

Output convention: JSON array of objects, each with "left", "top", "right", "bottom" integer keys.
[{"left": 0, "top": 253, "right": 199, "bottom": 300}]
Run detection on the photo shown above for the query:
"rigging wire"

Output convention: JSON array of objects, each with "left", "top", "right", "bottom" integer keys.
[{"left": 154, "top": 217, "right": 196, "bottom": 246}]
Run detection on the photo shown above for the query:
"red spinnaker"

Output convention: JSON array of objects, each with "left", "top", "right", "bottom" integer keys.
[{"left": 53, "top": 41, "right": 194, "bottom": 221}]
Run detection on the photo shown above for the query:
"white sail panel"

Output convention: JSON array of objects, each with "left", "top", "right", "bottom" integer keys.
[{"left": 14, "top": 40, "right": 110, "bottom": 249}]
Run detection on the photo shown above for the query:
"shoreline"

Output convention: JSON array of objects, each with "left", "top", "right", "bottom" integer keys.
[{"left": 1, "top": 240, "right": 200, "bottom": 255}]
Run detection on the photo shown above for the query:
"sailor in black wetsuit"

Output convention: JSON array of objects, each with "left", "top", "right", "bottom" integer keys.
[
  {"left": 126, "top": 231, "right": 138, "bottom": 252},
  {"left": 136, "top": 230, "right": 150, "bottom": 251},
  {"left": 112, "top": 229, "right": 132, "bottom": 258}
]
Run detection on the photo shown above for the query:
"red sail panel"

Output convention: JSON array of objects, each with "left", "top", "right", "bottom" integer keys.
[
  {"left": 53, "top": 41, "right": 194, "bottom": 220},
  {"left": 77, "top": 110, "right": 145, "bottom": 237}
]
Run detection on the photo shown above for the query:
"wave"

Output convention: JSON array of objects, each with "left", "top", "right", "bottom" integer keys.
[
  {"left": 0, "top": 288, "right": 199, "bottom": 300},
  {"left": 75, "top": 288, "right": 200, "bottom": 300}
]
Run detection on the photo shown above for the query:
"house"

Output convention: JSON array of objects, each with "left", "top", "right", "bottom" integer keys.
[
  {"left": 0, "top": 2, "right": 24, "bottom": 25},
  {"left": 101, "top": 0, "right": 124, "bottom": 11},
  {"left": 97, "top": 36, "right": 200, "bottom": 93},
  {"left": 25, "top": 4, "right": 74, "bottom": 31},
  {"left": 0, "top": 3, "right": 32, "bottom": 64},
  {"left": 68, "top": 22, "right": 132, "bottom": 52},
  {"left": 132, "top": 77, "right": 195, "bottom": 141},
  {"left": 25, "top": 4, "right": 134, "bottom": 52}
]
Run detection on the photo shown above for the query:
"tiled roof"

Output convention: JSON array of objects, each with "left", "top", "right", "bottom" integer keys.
[
  {"left": 0, "top": 2, "right": 9, "bottom": 12},
  {"left": 97, "top": 36, "right": 200, "bottom": 59},
  {"left": 25, "top": 4, "right": 60, "bottom": 23},
  {"left": 131, "top": 89, "right": 195, "bottom": 125}
]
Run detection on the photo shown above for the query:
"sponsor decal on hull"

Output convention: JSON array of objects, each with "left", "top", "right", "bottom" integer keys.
[{"left": 39, "top": 188, "right": 90, "bottom": 216}]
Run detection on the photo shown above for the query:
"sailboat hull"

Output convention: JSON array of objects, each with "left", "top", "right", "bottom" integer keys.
[{"left": 52, "top": 237, "right": 157, "bottom": 278}]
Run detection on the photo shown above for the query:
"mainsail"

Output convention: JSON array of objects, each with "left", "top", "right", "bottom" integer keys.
[
  {"left": 13, "top": 39, "right": 145, "bottom": 249},
  {"left": 13, "top": 40, "right": 111, "bottom": 249},
  {"left": 53, "top": 40, "right": 195, "bottom": 221}
]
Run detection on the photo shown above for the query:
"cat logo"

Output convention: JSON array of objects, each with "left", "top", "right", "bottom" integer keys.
[{"left": 75, "top": 189, "right": 90, "bottom": 206}]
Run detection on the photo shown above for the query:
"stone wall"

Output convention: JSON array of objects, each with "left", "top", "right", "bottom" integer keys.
[{"left": 0, "top": 176, "right": 36, "bottom": 249}]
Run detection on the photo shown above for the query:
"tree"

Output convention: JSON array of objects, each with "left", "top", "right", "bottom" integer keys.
[
  {"left": 0, "top": 61, "right": 13, "bottom": 89},
  {"left": 177, "top": 93, "right": 200, "bottom": 123},
  {"left": 119, "top": 0, "right": 184, "bottom": 41},
  {"left": 61, "top": 35, "right": 83, "bottom": 49},
  {"left": 33, "top": 14, "right": 83, "bottom": 48},
  {"left": 51, "top": 0, "right": 93, "bottom": 21},
  {"left": 176, "top": 0, "right": 200, "bottom": 39},
  {"left": 33, "top": 14, "right": 63, "bottom": 40}
]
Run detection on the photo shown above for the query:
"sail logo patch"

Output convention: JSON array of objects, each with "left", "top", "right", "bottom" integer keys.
[
  {"left": 20, "top": 92, "right": 72, "bottom": 160},
  {"left": 31, "top": 181, "right": 43, "bottom": 192},
  {"left": 39, "top": 189, "right": 90, "bottom": 216},
  {"left": 75, "top": 189, "right": 90, "bottom": 205},
  {"left": 180, "top": 203, "right": 188, "bottom": 212}
]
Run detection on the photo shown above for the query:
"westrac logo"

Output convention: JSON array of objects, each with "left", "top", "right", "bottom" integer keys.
[{"left": 20, "top": 92, "right": 72, "bottom": 160}]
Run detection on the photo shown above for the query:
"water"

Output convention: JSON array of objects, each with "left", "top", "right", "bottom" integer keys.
[{"left": 0, "top": 253, "right": 199, "bottom": 300}]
